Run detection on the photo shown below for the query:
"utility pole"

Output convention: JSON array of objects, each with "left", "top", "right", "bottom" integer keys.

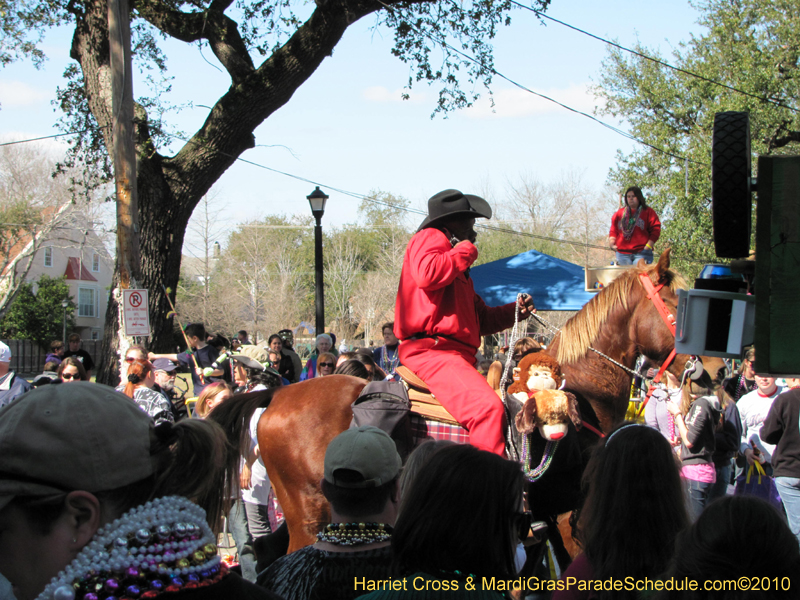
[{"left": 108, "top": 0, "right": 142, "bottom": 368}]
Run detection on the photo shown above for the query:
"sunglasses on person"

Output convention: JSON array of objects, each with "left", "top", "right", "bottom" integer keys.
[
  {"left": 125, "top": 356, "right": 147, "bottom": 363},
  {"left": 61, "top": 373, "right": 80, "bottom": 380},
  {"left": 514, "top": 511, "right": 533, "bottom": 542},
  {"left": 319, "top": 362, "right": 336, "bottom": 368}
]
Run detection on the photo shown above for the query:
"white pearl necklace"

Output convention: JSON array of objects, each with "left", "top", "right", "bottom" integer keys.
[{"left": 37, "top": 496, "right": 221, "bottom": 600}]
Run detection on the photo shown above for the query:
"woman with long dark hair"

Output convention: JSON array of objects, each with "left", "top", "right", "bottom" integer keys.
[
  {"left": 656, "top": 496, "right": 800, "bottom": 599},
  {"left": 57, "top": 356, "right": 89, "bottom": 382},
  {"left": 267, "top": 334, "right": 295, "bottom": 382},
  {"left": 608, "top": 186, "right": 661, "bottom": 265},
  {"left": 553, "top": 423, "right": 689, "bottom": 600}
]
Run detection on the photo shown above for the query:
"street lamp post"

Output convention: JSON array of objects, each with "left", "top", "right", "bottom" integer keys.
[
  {"left": 307, "top": 186, "right": 329, "bottom": 336},
  {"left": 61, "top": 299, "right": 69, "bottom": 346}
]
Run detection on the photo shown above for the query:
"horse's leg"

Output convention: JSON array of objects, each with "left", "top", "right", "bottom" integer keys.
[{"left": 556, "top": 511, "right": 581, "bottom": 559}]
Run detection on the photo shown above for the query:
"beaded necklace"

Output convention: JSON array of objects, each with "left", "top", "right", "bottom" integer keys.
[
  {"left": 737, "top": 374, "right": 755, "bottom": 400},
  {"left": 620, "top": 206, "right": 642, "bottom": 240},
  {"left": 37, "top": 496, "right": 224, "bottom": 600},
  {"left": 380, "top": 346, "right": 400, "bottom": 374},
  {"left": 521, "top": 435, "right": 560, "bottom": 482},
  {"left": 316, "top": 522, "right": 393, "bottom": 546}
]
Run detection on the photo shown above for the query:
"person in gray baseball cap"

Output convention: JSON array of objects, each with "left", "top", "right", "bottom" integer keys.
[
  {"left": 257, "top": 425, "right": 400, "bottom": 599},
  {"left": 0, "top": 382, "right": 282, "bottom": 600}
]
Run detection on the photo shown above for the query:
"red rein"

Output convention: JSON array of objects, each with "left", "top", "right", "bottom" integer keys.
[{"left": 636, "top": 273, "right": 680, "bottom": 417}]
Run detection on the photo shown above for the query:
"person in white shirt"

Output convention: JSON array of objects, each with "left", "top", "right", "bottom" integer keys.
[{"left": 738, "top": 375, "right": 785, "bottom": 471}]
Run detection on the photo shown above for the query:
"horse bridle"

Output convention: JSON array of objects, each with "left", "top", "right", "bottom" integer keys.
[{"left": 637, "top": 273, "right": 703, "bottom": 413}]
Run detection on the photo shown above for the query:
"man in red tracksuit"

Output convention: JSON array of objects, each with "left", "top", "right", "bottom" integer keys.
[{"left": 395, "top": 189, "right": 535, "bottom": 456}]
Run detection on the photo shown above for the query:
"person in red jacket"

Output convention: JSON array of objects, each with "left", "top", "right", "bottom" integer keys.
[
  {"left": 395, "top": 189, "right": 535, "bottom": 456},
  {"left": 608, "top": 186, "right": 661, "bottom": 265}
]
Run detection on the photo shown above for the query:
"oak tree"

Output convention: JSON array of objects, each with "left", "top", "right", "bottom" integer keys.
[{"left": 3, "top": 0, "right": 550, "bottom": 382}]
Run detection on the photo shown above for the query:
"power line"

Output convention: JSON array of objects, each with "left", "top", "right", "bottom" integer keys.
[
  {"left": 167, "top": 131, "right": 717, "bottom": 264},
  {"left": 0, "top": 123, "right": 114, "bottom": 147},
  {"left": 377, "top": 0, "right": 707, "bottom": 167},
  {"left": 510, "top": 1, "right": 800, "bottom": 115},
  {"left": 1, "top": 126, "right": 708, "bottom": 263}
]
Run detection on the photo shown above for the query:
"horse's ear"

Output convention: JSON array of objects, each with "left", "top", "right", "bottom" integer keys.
[{"left": 655, "top": 248, "right": 671, "bottom": 278}]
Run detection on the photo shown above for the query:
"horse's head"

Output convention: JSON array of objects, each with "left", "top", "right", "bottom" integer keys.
[{"left": 633, "top": 250, "right": 727, "bottom": 387}]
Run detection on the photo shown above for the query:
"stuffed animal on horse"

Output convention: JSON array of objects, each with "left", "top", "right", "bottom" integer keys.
[
  {"left": 507, "top": 352, "right": 563, "bottom": 402},
  {"left": 514, "top": 387, "right": 585, "bottom": 525}
]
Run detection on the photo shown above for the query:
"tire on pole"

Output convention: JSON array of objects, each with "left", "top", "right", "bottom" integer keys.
[{"left": 712, "top": 111, "right": 752, "bottom": 258}]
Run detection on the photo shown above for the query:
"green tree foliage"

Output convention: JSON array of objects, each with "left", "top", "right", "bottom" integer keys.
[
  {"left": 593, "top": 0, "right": 800, "bottom": 276},
  {"left": 0, "top": 275, "right": 76, "bottom": 349}
]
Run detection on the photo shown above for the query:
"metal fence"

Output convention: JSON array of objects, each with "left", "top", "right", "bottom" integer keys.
[{"left": 2, "top": 339, "right": 103, "bottom": 375}]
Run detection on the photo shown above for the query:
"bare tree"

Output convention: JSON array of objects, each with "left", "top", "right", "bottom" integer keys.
[
  {"left": 178, "top": 190, "right": 230, "bottom": 325},
  {"left": 212, "top": 216, "right": 310, "bottom": 340},
  {"left": 570, "top": 185, "right": 619, "bottom": 267},
  {"left": 324, "top": 231, "right": 366, "bottom": 340},
  {"left": 351, "top": 271, "right": 397, "bottom": 344},
  {"left": 0, "top": 142, "right": 103, "bottom": 318}
]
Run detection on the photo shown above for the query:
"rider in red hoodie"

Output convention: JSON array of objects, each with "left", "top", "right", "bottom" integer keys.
[{"left": 395, "top": 189, "right": 535, "bottom": 456}]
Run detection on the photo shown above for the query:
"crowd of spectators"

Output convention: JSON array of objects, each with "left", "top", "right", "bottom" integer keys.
[{"left": 4, "top": 331, "right": 800, "bottom": 600}]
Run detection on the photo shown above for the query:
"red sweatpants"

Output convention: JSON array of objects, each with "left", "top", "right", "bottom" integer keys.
[{"left": 400, "top": 338, "right": 506, "bottom": 456}]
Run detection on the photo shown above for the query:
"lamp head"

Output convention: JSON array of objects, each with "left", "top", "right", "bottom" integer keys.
[{"left": 307, "top": 186, "right": 329, "bottom": 217}]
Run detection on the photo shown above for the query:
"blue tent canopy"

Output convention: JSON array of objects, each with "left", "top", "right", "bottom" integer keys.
[{"left": 471, "top": 249, "right": 595, "bottom": 311}]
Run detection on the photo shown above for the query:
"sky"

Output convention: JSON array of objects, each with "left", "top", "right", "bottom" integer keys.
[{"left": 0, "top": 0, "right": 704, "bottom": 238}]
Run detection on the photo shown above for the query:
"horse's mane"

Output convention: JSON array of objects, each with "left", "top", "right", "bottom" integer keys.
[{"left": 555, "top": 262, "right": 687, "bottom": 365}]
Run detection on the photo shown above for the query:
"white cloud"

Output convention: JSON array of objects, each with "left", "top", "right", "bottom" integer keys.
[
  {"left": 463, "top": 83, "right": 601, "bottom": 119},
  {"left": 0, "top": 80, "right": 50, "bottom": 108},
  {"left": 362, "top": 86, "right": 426, "bottom": 104}
]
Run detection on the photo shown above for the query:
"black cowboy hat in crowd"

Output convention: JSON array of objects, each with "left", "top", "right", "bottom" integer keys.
[{"left": 417, "top": 189, "right": 493, "bottom": 232}]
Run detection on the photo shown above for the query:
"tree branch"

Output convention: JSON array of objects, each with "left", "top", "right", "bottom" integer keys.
[
  {"left": 164, "top": 0, "right": 407, "bottom": 207},
  {"left": 135, "top": 0, "right": 255, "bottom": 83},
  {"left": 769, "top": 129, "right": 800, "bottom": 150}
]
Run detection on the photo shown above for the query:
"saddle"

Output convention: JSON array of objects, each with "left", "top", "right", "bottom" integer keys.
[{"left": 395, "top": 365, "right": 459, "bottom": 426}]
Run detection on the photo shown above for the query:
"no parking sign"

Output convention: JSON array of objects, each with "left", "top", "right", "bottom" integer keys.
[{"left": 122, "top": 289, "right": 151, "bottom": 337}]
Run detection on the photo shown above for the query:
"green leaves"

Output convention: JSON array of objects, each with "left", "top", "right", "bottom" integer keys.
[{"left": 0, "top": 275, "right": 75, "bottom": 350}]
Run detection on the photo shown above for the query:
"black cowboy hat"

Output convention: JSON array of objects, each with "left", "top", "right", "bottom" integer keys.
[{"left": 417, "top": 189, "right": 493, "bottom": 232}]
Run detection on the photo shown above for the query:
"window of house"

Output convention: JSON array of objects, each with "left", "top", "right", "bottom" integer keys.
[
  {"left": 78, "top": 287, "right": 97, "bottom": 318},
  {"left": 91, "top": 330, "right": 100, "bottom": 341},
  {"left": 44, "top": 247, "right": 53, "bottom": 268},
  {"left": 92, "top": 253, "right": 100, "bottom": 272}
]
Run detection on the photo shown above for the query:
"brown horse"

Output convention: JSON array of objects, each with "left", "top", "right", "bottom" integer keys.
[
  {"left": 519, "top": 250, "right": 725, "bottom": 561},
  {"left": 211, "top": 250, "right": 725, "bottom": 553},
  {"left": 545, "top": 249, "right": 726, "bottom": 434}
]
